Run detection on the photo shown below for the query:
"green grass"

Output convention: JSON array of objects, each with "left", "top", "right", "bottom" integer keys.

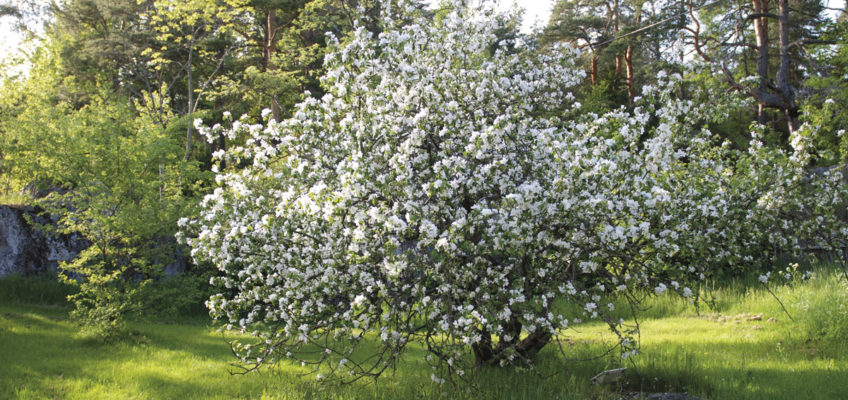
[
  {"left": 0, "top": 274, "right": 77, "bottom": 305},
  {"left": 1, "top": 268, "right": 847, "bottom": 399},
  {"left": 0, "top": 303, "right": 616, "bottom": 400},
  {"left": 0, "top": 191, "right": 32, "bottom": 206}
]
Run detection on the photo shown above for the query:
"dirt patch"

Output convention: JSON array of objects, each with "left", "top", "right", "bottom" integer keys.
[{"left": 701, "top": 313, "right": 771, "bottom": 325}]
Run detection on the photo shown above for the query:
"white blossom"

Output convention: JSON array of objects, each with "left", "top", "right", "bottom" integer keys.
[{"left": 182, "top": 0, "right": 848, "bottom": 384}]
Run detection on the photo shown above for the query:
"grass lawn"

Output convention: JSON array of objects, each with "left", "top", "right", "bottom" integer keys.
[{"left": 1, "top": 269, "right": 847, "bottom": 399}]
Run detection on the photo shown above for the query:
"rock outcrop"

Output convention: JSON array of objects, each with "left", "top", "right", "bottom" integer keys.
[
  {"left": 0, "top": 205, "right": 87, "bottom": 277},
  {"left": 0, "top": 204, "right": 188, "bottom": 277}
]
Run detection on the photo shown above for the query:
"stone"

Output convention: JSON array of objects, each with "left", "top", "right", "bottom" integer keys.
[
  {"left": 591, "top": 367, "right": 627, "bottom": 384},
  {"left": 0, "top": 204, "right": 187, "bottom": 277},
  {"left": 747, "top": 314, "right": 763, "bottom": 321},
  {"left": 643, "top": 393, "right": 702, "bottom": 400},
  {"left": 0, "top": 205, "right": 87, "bottom": 277}
]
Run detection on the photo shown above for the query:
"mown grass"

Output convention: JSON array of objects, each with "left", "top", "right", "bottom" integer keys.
[{"left": 1, "top": 266, "right": 847, "bottom": 399}]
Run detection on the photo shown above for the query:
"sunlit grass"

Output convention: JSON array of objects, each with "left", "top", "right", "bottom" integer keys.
[
  {"left": 1, "top": 266, "right": 847, "bottom": 399},
  {"left": 0, "top": 191, "right": 32, "bottom": 206},
  {"left": 0, "top": 303, "right": 613, "bottom": 399}
]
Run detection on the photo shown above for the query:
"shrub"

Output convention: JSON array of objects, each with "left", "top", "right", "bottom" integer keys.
[
  {"left": 183, "top": 0, "right": 848, "bottom": 384},
  {"left": 136, "top": 272, "right": 217, "bottom": 319}
]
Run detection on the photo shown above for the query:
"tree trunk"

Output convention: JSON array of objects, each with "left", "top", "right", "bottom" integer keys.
[
  {"left": 625, "top": 45, "right": 634, "bottom": 105},
  {"left": 752, "top": 0, "right": 769, "bottom": 124},
  {"left": 625, "top": 7, "right": 643, "bottom": 106},
  {"left": 687, "top": 0, "right": 801, "bottom": 134},
  {"left": 472, "top": 322, "right": 551, "bottom": 366},
  {"left": 494, "top": 318, "right": 521, "bottom": 354},
  {"left": 263, "top": 8, "right": 282, "bottom": 121},
  {"left": 776, "top": 0, "right": 799, "bottom": 133},
  {"left": 471, "top": 328, "right": 494, "bottom": 365},
  {"left": 184, "top": 45, "right": 194, "bottom": 162},
  {"left": 590, "top": 54, "right": 598, "bottom": 85},
  {"left": 613, "top": 0, "right": 622, "bottom": 79},
  {"left": 515, "top": 331, "right": 552, "bottom": 358}
]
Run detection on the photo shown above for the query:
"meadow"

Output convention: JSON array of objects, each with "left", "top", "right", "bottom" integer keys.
[{"left": 1, "top": 266, "right": 847, "bottom": 400}]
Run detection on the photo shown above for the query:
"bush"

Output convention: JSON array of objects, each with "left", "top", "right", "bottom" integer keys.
[
  {"left": 136, "top": 272, "right": 216, "bottom": 319},
  {"left": 183, "top": 0, "right": 848, "bottom": 385}
]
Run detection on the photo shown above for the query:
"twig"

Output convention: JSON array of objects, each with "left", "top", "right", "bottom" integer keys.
[{"left": 762, "top": 283, "right": 795, "bottom": 322}]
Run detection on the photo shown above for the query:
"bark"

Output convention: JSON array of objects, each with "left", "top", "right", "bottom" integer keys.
[
  {"left": 625, "top": 46, "right": 634, "bottom": 104},
  {"left": 752, "top": 0, "right": 770, "bottom": 124},
  {"left": 776, "top": 0, "right": 800, "bottom": 132},
  {"left": 686, "top": 0, "right": 801, "bottom": 134},
  {"left": 184, "top": 45, "right": 194, "bottom": 162},
  {"left": 263, "top": 8, "right": 282, "bottom": 122},
  {"left": 472, "top": 321, "right": 552, "bottom": 366},
  {"left": 590, "top": 55, "right": 598, "bottom": 85},
  {"left": 471, "top": 328, "right": 494, "bottom": 365},
  {"left": 494, "top": 318, "right": 521, "bottom": 354},
  {"left": 613, "top": 0, "right": 622, "bottom": 78},
  {"left": 625, "top": 6, "right": 643, "bottom": 106},
  {"left": 515, "top": 331, "right": 552, "bottom": 358}
]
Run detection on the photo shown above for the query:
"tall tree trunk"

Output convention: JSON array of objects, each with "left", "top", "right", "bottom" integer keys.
[
  {"left": 590, "top": 54, "right": 598, "bottom": 85},
  {"left": 752, "top": 0, "right": 770, "bottom": 124},
  {"left": 615, "top": 55, "right": 622, "bottom": 77},
  {"left": 184, "top": 45, "right": 194, "bottom": 162},
  {"left": 263, "top": 8, "right": 282, "bottom": 121},
  {"left": 625, "top": 7, "right": 643, "bottom": 106},
  {"left": 686, "top": 0, "right": 801, "bottom": 134},
  {"left": 613, "top": 0, "right": 622, "bottom": 79},
  {"left": 777, "top": 0, "right": 799, "bottom": 133},
  {"left": 625, "top": 46, "right": 634, "bottom": 105}
]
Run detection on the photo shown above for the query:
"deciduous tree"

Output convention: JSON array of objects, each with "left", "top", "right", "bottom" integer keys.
[{"left": 183, "top": 0, "right": 848, "bottom": 384}]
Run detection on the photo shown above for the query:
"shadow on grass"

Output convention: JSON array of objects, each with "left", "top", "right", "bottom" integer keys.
[
  {"left": 628, "top": 337, "right": 848, "bottom": 400},
  {"left": 3, "top": 302, "right": 848, "bottom": 400}
]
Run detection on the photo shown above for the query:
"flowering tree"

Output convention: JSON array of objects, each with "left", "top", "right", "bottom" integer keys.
[{"left": 182, "top": 0, "right": 848, "bottom": 384}]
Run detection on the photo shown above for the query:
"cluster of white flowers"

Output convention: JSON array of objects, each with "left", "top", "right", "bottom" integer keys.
[{"left": 182, "top": 0, "right": 848, "bottom": 384}]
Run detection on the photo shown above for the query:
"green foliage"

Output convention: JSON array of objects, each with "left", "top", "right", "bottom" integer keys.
[
  {"left": 44, "top": 96, "right": 203, "bottom": 336},
  {"left": 802, "top": 21, "right": 848, "bottom": 165},
  {"left": 61, "top": 261, "right": 144, "bottom": 340},
  {"left": 541, "top": 0, "right": 686, "bottom": 108},
  {"left": 681, "top": 68, "right": 758, "bottom": 149},
  {"left": 0, "top": 191, "right": 30, "bottom": 205},
  {"left": 0, "top": 38, "right": 207, "bottom": 338},
  {"left": 0, "top": 0, "right": 388, "bottom": 341},
  {"left": 171, "top": 0, "right": 397, "bottom": 120},
  {"left": 136, "top": 272, "right": 217, "bottom": 319}
]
